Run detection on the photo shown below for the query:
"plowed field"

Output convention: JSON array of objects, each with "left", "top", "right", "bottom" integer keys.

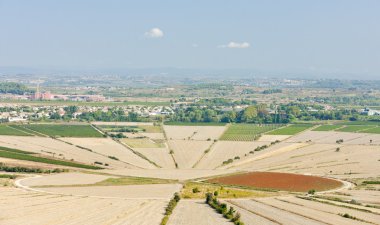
[{"left": 208, "top": 172, "right": 342, "bottom": 192}]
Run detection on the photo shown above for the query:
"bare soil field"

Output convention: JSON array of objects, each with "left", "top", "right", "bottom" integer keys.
[
  {"left": 133, "top": 147, "right": 176, "bottom": 168},
  {"left": 61, "top": 137, "right": 155, "bottom": 169},
  {"left": 121, "top": 138, "right": 165, "bottom": 148},
  {"left": 286, "top": 131, "right": 372, "bottom": 144},
  {"left": 0, "top": 136, "right": 128, "bottom": 168},
  {"left": 101, "top": 168, "right": 236, "bottom": 180},
  {"left": 36, "top": 183, "right": 182, "bottom": 199},
  {"left": 167, "top": 200, "right": 232, "bottom": 225},
  {"left": 233, "top": 143, "right": 380, "bottom": 178},
  {"left": 0, "top": 157, "right": 71, "bottom": 170},
  {"left": 141, "top": 132, "right": 165, "bottom": 139},
  {"left": 258, "top": 134, "right": 291, "bottom": 142},
  {"left": 20, "top": 172, "right": 115, "bottom": 186},
  {"left": 195, "top": 140, "right": 272, "bottom": 169},
  {"left": 226, "top": 196, "right": 376, "bottom": 225},
  {"left": 208, "top": 172, "right": 343, "bottom": 192},
  {"left": 168, "top": 140, "right": 213, "bottom": 168},
  {"left": 164, "top": 125, "right": 226, "bottom": 141},
  {"left": 0, "top": 187, "right": 167, "bottom": 225},
  {"left": 225, "top": 142, "right": 308, "bottom": 169}
]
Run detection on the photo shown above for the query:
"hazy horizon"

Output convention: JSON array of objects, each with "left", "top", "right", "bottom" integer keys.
[{"left": 1, "top": 0, "right": 379, "bottom": 79}]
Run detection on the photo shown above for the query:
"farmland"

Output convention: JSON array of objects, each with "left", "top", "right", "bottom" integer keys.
[
  {"left": 0, "top": 125, "right": 32, "bottom": 136},
  {"left": 122, "top": 138, "right": 165, "bottom": 148},
  {"left": 207, "top": 172, "right": 343, "bottom": 192},
  {"left": 336, "top": 125, "right": 376, "bottom": 132},
  {"left": 220, "top": 124, "right": 283, "bottom": 141},
  {"left": 312, "top": 124, "right": 344, "bottom": 131},
  {"left": 15, "top": 124, "right": 103, "bottom": 137},
  {"left": 1, "top": 123, "right": 380, "bottom": 225},
  {"left": 267, "top": 124, "right": 314, "bottom": 135},
  {"left": 0, "top": 146, "right": 101, "bottom": 169}
]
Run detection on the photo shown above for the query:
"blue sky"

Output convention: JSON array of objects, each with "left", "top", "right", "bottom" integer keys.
[{"left": 0, "top": 0, "right": 379, "bottom": 78}]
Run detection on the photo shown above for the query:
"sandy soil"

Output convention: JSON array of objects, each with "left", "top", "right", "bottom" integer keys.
[
  {"left": 168, "top": 140, "right": 213, "bottom": 169},
  {"left": 259, "top": 135, "right": 291, "bottom": 142},
  {"left": 0, "top": 157, "right": 70, "bottom": 170},
  {"left": 101, "top": 168, "right": 237, "bottom": 180},
  {"left": 0, "top": 187, "right": 167, "bottom": 225},
  {"left": 164, "top": 125, "right": 226, "bottom": 141},
  {"left": 233, "top": 143, "right": 380, "bottom": 178},
  {"left": 195, "top": 141, "right": 272, "bottom": 169},
  {"left": 0, "top": 136, "right": 129, "bottom": 168},
  {"left": 274, "top": 196, "right": 380, "bottom": 224},
  {"left": 167, "top": 200, "right": 232, "bottom": 225},
  {"left": 227, "top": 198, "right": 373, "bottom": 225},
  {"left": 36, "top": 184, "right": 182, "bottom": 199},
  {"left": 133, "top": 147, "right": 176, "bottom": 168},
  {"left": 141, "top": 132, "right": 165, "bottom": 139},
  {"left": 20, "top": 172, "right": 115, "bottom": 186},
  {"left": 286, "top": 131, "right": 373, "bottom": 145},
  {"left": 61, "top": 137, "right": 155, "bottom": 169}
]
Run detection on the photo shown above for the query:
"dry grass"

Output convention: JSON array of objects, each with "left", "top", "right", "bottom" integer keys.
[{"left": 181, "top": 182, "right": 273, "bottom": 199}]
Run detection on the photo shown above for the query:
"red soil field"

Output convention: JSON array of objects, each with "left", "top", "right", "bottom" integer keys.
[{"left": 207, "top": 172, "right": 343, "bottom": 192}]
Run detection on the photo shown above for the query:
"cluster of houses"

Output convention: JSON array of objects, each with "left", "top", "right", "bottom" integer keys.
[
  {"left": 361, "top": 108, "right": 380, "bottom": 116},
  {"left": 0, "top": 104, "right": 174, "bottom": 122}
]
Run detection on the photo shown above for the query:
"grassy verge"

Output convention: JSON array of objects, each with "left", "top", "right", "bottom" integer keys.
[
  {"left": 95, "top": 176, "right": 177, "bottom": 186},
  {"left": 181, "top": 182, "right": 273, "bottom": 199}
]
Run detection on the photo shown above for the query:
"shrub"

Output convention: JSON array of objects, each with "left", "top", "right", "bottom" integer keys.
[
  {"left": 192, "top": 187, "right": 200, "bottom": 193},
  {"left": 160, "top": 192, "right": 181, "bottom": 224},
  {"left": 205, "top": 192, "right": 245, "bottom": 225},
  {"left": 108, "top": 156, "right": 119, "bottom": 160},
  {"left": 308, "top": 189, "right": 316, "bottom": 195}
]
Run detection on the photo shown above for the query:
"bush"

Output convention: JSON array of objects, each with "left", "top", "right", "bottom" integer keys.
[
  {"left": 192, "top": 187, "right": 200, "bottom": 193},
  {"left": 160, "top": 192, "right": 181, "bottom": 225},
  {"left": 205, "top": 192, "right": 245, "bottom": 225},
  {"left": 308, "top": 189, "right": 316, "bottom": 195}
]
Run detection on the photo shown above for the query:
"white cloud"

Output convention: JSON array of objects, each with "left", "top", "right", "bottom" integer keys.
[
  {"left": 218, "top": 41, "right": 250, "bottom": 49},
  {"left": 192, "top": 43, "right": 199, "bottom": 48},
  {"left": 145, "top": 28, "right": 164, "bottom": 38}
]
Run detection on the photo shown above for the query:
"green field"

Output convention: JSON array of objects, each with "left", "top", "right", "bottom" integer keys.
[
  {"left": 220, "top": 124, "right": 282, "bottom": 141},
  {"left": 0, "top": 146, "right": 101, "bottom": 169},
  {"left": 164, "top": 121, "right": 226, "bottom": 126},
  {"left": 19, "top": 124, "right": 103, "bottom": 137},
  {"left": 267, "top": 124, "right": 314, "bottom": 135},
  {"left": 0, "top": 125, "right": 32, "bottom": 136},
  {"left": 336, "top": 125, "right": 375, "bottom": 133},
  {"left": 339, "top": 121, "right": 380, "bottom": 125},
  {"left": 358, "top": 126, "right": 380, "bottom": 134},
  {"left": 312, "top": 125, "right": 344, "bottom": 131},
  {"left": 99, "top": 125, "right": 162, "bottom": 133}
]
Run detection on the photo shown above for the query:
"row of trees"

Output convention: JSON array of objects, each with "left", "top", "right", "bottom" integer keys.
[
  {"left": 169, "top": 102, "right": 366, "bottom": 124},
  {"left": 205, "top": 192, "right": 245, "bottom": 225},
  {"left": 0, "top": 82, "right": 31, "bottom": 95}
]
